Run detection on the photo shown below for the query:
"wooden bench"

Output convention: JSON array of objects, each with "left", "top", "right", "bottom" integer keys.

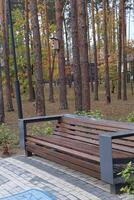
[{"left": 19, "top": 114, "right": 134, "bottom": 194}]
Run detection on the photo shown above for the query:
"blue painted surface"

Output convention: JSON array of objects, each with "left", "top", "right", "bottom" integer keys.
[{"left": 0, "top": 189, "right": 56, "bottom": 200}]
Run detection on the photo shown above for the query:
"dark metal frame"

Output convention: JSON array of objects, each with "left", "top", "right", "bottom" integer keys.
[
  {"left": 19, "top": 115, "right": 62, "bottom": 149},
  {"left": 100, "top": 130, "right": 134, "bottom": 193}
]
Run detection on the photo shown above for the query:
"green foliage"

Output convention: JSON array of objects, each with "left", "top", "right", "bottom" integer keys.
[
  {"left": 127, "top": 112, "right": 134, "bottom": 122},
  {"left": 0, "top": 124, "right": 18, "bottom": 147},
  {"left": 32, "top": 122, "right": 53, "bottom": 136},
  {"left": 118, "top": 162, "right": 134, "bottom": 194},
  {"left": 75, "top": 110, "right": 103, "bottom": 119}
]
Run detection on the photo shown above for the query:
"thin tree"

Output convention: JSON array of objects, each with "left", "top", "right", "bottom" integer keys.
[
  {"left": 1, "top": 0, "right": 14, "bottom": 111},
  {"left": 91, "top": 0, "right": 98, "bottom": 100},
  {"left": 0, "top": 65, "right": 5, "bottom": 123},
  {"left": 44, "top": 2, "right": 54, "bottom": 103},
  {"left": 122, "top": 0, "right": 127, "bottom": 100},
  {"left": 25, "top": 0, "right": 35, "bottom": 102},
  {"left": 63, "top": 15, "right": 70, "bottom": 65},
  {"left": 95, "top": 1, "right": 101, "bottom": 60},
  {"left": 29, "top": 0, "right": 45, "bottom": 115},
  {"left": 55, "top": 0, "right": 68, "bottom": 109},
  {"left": 77, "top": 0, "right": 90, "bottom": 111},
  {"left": 0, "top": 3, "right": 5, "bottom": 122},
  {"left": 103, "top": 0, "right": 111, "bottom": 103},
  {"left": 87, "top": 3, "right": 94, "bottom": 92},
  {"left": 70, "top": 0, "right": 82, "bottom": 111},
  {"left": 117, "top": 0, "right": 122, "bottom": 100},
  {"left": 112, "top": 0, "right": 116, "bottom": 52}
]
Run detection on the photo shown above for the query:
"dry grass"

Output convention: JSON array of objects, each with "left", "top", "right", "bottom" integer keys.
[{"left": 3, "top": 83, "right": 134, "bottom": 134}]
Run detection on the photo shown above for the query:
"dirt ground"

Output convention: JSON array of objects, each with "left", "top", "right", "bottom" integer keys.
[{"left": 5, "top": 84, "right": 134, "bottom": 132}]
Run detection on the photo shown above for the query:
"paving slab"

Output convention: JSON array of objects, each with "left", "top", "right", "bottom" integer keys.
[{"left": 0, "top": 155, "right": 133, "bottom": 200}]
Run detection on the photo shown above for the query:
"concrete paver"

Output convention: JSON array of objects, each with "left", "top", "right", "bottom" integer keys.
[{"left": 0, "top": 155, "right": 133, "bottom": 200}]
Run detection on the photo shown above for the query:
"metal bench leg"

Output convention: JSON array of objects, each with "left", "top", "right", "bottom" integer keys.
[
  {"left": 19, "top": 119, "right": 26, "bottom": 149},
  {"left": 110, "top": 183, "right": 124, "bottom": 194},
  {"left": 25, "top": 150, "right": 33, "bottom": 157}
]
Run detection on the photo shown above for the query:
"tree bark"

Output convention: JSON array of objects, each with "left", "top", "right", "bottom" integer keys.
[
  {"left": 117, "top": 0, "right": 122, "bottom": 100},
  {"left": 0, "top": 65, "right": 5, "bottom": 123},
  {"left": 103, "top": 0, "right": 111, "bottom": 103},
  {"left": 87, "top": 3, "right": 94, "bottom": 92},
  {"left": 95, "top": 1, "right": 101, "bottom": 60},
  {"left": 77, "top": 0, "right": 90, "bottom": 111},
  {"left": 112, "top": 0, "right": 116, "bottom": 52},
  {"left": 63, "top": 16, "right": 70, "bottom": 65},
  {"left": 44, "top": 2, "right": 54, "bottom": 103},
  {"left": 122, "top": 0, "right": 127, "bottom": 100},
  {"left": 55, "top": 0, "right": 68, "bottom": 109},
  {"left": 25, "top": 0, "right": 35, "bottom": 102},
  {"left": 29, "top": 0, "right": 45, "bottom": 115},
  {"left": 91, "top": 0, "right": 98, "bottom": 100},
  {"left": 70, "top": 0, "right": 82, "bottom": 111},
  {"left": 1, "top": 0, "right": 14, "bottom": 112}
]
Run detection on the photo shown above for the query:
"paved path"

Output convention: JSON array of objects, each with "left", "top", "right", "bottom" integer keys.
[{"left": 0, "top": 156, "right": 133, "bottom": 200}]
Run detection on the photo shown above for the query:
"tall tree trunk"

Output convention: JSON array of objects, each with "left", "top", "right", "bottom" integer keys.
[
  {"left": 117, "top": 0, "right": 122, "bottom": 100},
  {"left": 77, "top": 0, "right": 90, "bottom": 111},
  {"left": 95, "top": 2, "right": 101, "bottom": 60},
  {"left": 25, "top": 0, "right": 35, "bottom": 102},
  {"left": 1, "top": 0, "right": 14, "bottom": 112},
  {"left": 0, "top": 65, "right": 5, "bottom": 123},
  {"left": 29, "top": 0, "right": 45, "bottom": 115},
  {"left": 63, "top": 16, "right": 70, "bottom": 65},
  {"left": 70, "top": 0, "right": 82, "bottom": 111},
  {"left": 103, "top": 0, "right": 111, "bottom": 103},
  {"left": 122, "top": 0, "right": 127, "bottom": 100},
  {"left": 91, "top": 0, "right": 98, "bottom": 100},
  {"left": 55, "top": 0, "right": 68, "bottom": 109},
  {"left": 87, "top": 3, "right": 94, "bottom": 92},
  {"left": 112, "top": 0, "right": 116, "bottom": 52},
  {"left": 44, "top": 2, "right": 54, "bottom": 103}
]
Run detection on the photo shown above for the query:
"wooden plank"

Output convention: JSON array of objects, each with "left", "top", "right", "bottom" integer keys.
[
  {"left": 27, "top": 135, "right": 99, "bottom": 155},
  {"left": 27, "top": 142, "right": 100, "bottom": 171},
  {"left": 58, "top": 122, "right": 116, "bottom": 135},
  {"left": 28, "top": 134, "right": 134, "bottom": 158},
  {"left": 27, "top": 136, "right": 133, "bottom": 160},
  {"left": 54, "top": 130, "right": 98, "bottom": 144},
  {"left": 63, "top": 115, "right": 134, "bottom": 130},
  {"left": 54, "top": 130, "right": 134, "bottom": 148},
  {"left": 26, "top": 143, "right": 100, "bottom": 179},
  {"left": 112, "top": 143, "right": 134, "bottom": 154},
  {"left": 56, "top": 123, "right": 134, "bottom": 144},
  {"left": 26, "top": 136, "right": 100, "bottom": 162},
  {"left": 61, "top": 118, "right": 123, "bottom": 132},
  {"left": 55, "top": 126, "right": 99, "bottom": 139}
]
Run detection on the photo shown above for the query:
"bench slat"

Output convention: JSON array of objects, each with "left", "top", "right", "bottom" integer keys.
[
  {"left": 26, "top": 143, "right": 100, "bottom": 178},
  {"left": 26, "top": 136, "right": 100, "bottom": 162},
  {"left": 27, "top": 136, "right": 134, "bottom": 160}
]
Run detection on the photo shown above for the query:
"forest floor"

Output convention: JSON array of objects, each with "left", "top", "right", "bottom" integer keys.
[{"left": 1, "top": 83, "right": 134, "bottom": 156}]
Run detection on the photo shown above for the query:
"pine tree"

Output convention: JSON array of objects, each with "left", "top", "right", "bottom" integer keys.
[{"left": 29, "top": 0, "right": 45, "bottom": 115}]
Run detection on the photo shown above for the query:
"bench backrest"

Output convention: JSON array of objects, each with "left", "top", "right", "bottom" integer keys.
[{"left": 54, "top": 115, "right": 134, "bottom": 155}]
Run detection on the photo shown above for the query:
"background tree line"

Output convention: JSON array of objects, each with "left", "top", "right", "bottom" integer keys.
[{"left": 0, "top": 0, "right": 134, "bottom": 122}]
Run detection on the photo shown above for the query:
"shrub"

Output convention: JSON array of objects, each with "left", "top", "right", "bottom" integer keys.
[
  {"left": 75, "top": 110, "right": 103, "bottom": 119},
  {"left": 0, "top": 124, "right": 18, "bottom": 155},
  {"left": 118, "top": 162, "right": 134, "bottom": 194},
  {"left": 32, "top": 122, "right": 53, "bottom": 136},
  {"left": 127, "top": 112, "right": 134, "bottom": 122}
]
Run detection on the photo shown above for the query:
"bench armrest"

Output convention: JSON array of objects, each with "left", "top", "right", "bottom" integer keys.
[
  {"left": 19, "top": 115, "right": 62, "bottom": 148},
  {"left": 100, "top": 130, "right": 134, "bottom": 184}
]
